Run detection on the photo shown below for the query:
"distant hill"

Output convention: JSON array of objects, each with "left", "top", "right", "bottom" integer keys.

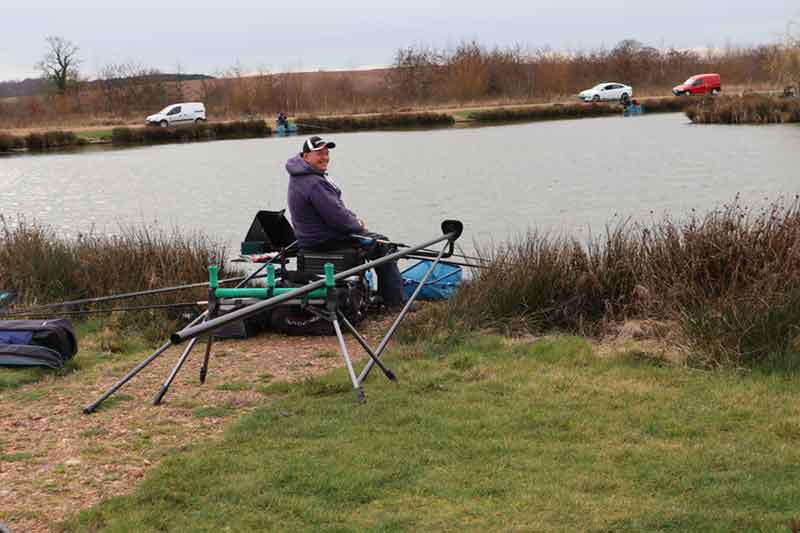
[
  {"left": 0, "top": 78, "right": 44, "bottom": 98},
  {"left": 0, "top": 73, "right": 215, "bottom": 98}
]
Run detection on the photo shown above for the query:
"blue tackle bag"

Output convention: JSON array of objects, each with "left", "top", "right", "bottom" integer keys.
[{"left": 401, "top": 260, "right": 462, "bottom": 301}]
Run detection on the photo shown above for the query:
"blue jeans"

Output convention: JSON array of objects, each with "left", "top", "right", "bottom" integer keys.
[{"left": 361, "top": 232, "right": 405, "bottom": 307}]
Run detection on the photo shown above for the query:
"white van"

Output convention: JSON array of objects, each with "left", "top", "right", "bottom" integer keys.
[{"left": 145, "top": 102, "right": 206, "bottom": 127}]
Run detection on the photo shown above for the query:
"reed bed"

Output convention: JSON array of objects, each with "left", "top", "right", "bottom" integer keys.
[
  {"left": 0, "top": 216, "right": 233, "bottom": 338},
  {"left": 467, "top": 102, "right": 622, "bottom": 122},
  {"left": 467, "top": 97, "right": 690, "bottom": 123},
  {"left": 686, "top": 94, "right": 800, "bottom": 124},
  {"left": 0, "top": 133, "right": 26, "bottom": 152},
  {"left": 294, "top": 112, "right": 454, "bottom": 132},
  {"left": 0, "top": 131, "right": 86, "bottom": 152},
  {"left": 638, "top": 97, "right": 693, "bottom": 113},
  {"left": 410, "top": 197, "right": 800, "bottom": 370},
  {"left": 111, "top": 120, "right": 270, "bottom": 145}
]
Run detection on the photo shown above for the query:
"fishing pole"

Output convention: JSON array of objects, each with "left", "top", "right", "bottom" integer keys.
[
  {"left": 405, "top": 255, "right": 486, "bottom": 269},
  {"left": 351, "top": 234, "right": 487, "bottom": 264},
  {"left": 407, "top": 252, "right": 487, "bottom": 265},
  {"left": 0, "top": 273, "right": 267, "bottom": 318},
  {"left": 9, "top": 301, "right": 206, "bottom": 319},
  {"left": 293, "top": 122, "right": 329, "bottom": 130}
]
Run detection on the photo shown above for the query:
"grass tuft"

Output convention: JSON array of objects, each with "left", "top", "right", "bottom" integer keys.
[
  {"left": 406, "top": 197, "right": 800, "bottom": 369},
  {"left": 686, "top": 94, "right": 800, "bottom": 124},
  {"left": 0, "top": 215, "right": 235, "bottom": 340}
]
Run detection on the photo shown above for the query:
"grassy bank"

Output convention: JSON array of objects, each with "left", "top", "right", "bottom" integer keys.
[
  {"left": 4, "top": 196, "right": 800, "bottom": 370},
  {"left": 0, "top": 216, "right": 232, "bottom": 339},
  {"left": 64, "top": 334, "right": 800, "bottom": 531},
  {"left": 0, "top": 114, "right": 454, "bottom": 152},
  {"left": 0, "top": 121, "right": 272, "bottom": 152},
  {"left": 409, "top": 197, "right": 800, "bottom": 370},
  {"left": 293, "top": 111, "right": 454, "bottom": 132},
  {"left": 0, "top": 130, "right": 87, "bottom": 152},
  {"left": 3, "top": 199, "right": 800, "bottom": 529},
  {"left": 686, "top": 94, "right": 800, "bottom": 124},
  {"left": 465, "top": 97, "right": 689, "bottom": 123},
  {"left": 111, "top": 120, "right": 270, "bottom": 145}
]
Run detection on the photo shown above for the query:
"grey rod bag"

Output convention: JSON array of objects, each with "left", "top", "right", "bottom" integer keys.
[
  {"left": 0, "top": 319, "right": 77, "bottom": 369},
  {"left": 0, "top": 344, "right": 66, "bottom": 369}
]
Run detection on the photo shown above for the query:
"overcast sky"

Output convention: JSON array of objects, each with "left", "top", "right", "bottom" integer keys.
[{"left": 2, "top": 1, "right": 797, "bottom": 81}]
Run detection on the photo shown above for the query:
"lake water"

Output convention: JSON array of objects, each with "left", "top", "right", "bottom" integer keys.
[{"left": 1, "top": 113, "right": 799, "bottom": 253}]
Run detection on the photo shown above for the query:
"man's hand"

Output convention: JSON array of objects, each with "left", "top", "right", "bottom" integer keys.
[{"left": 358, "top": 218, "right": 367, "bottom": 230}]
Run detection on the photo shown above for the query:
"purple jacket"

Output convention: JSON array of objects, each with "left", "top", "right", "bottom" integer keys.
[{"left": 286, "top": 154, "right": 363, "bottom": 248}]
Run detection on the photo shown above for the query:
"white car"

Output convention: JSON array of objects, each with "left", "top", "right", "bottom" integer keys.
[
  {"left": 145, "top": 102, "right": 206, "bottom": 127},
  {"left": 578, "top": 83, "right": 633, "bottom": 103}
]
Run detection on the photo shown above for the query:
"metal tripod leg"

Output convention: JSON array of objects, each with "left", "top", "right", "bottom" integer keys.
[
  {"left": 332, "top": 317, "right": 365, "bottom": 403},
  {"left": 199, "top": 334, "right": 215, "bottom": 384},
  {"left": 337, "top": 311, "right": 396, "bottom": 382},
  {"left": 152, "top": 335, "right": 200, "bottom": 405},
  {"left": 82, "top": 311, "right": 208, "bottom": 414},
  {"left": 357, "top": 240, "right": 449, "bottom": 385}
]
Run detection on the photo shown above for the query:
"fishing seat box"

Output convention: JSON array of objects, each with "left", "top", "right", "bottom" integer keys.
[{"left": 297, "top": 248, "right": 364, "bottom": 277}]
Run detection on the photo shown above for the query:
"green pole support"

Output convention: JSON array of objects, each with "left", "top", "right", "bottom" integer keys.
[
  {"left": 267, "top": 264, "right": 276, "bottom": 289},
  {"left": 325, "top": 263, "right": 335, "bottom": 288},
  {"left": 208, "top": 265, "right": 219, "bottom": 289},
  {"left": 215, "top": 287, "right": 327, "bottom": 299}
]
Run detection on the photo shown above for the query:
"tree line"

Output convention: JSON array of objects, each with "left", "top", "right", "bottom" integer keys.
[{"left": 0, "top": 32, "right": 797, "bottom": 129}]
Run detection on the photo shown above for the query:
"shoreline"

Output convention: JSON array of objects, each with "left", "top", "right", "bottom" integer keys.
[
  {"left": 1, "top": 91, "right": 791, "bottom": 154},
  {"left": 0, "top": 97, "right": 680, "bottom": 154}
]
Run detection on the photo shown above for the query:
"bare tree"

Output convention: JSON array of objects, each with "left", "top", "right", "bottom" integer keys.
[
  {"left": 36, "top": 36, "right": 81, "bottom": 94},
  {"left": 96, "top": 62, "right": 168, "bottom": 116},
  {"left": 385, "top": 46, "right": 442, "bottom": 104},
  {"left": 771, "top": 20, "right": 800, "bottom": 92},
  {"left": 174, "top": 62, "right": 185, "bottom": 101}
]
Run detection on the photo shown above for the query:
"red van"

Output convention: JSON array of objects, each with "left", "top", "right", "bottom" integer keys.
[{"left": 672, "top": 73, "right": 721, "bottom": 96}]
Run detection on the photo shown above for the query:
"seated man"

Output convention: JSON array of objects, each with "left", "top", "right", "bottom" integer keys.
[
  {"left": 276, "top": 111, "right": 288, "bottom": 128},
  {"left": 285, "top": 136, "right": 406, "bottom": 308}
]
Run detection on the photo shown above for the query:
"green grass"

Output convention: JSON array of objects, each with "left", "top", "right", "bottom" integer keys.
[
  {"left": 75, "top": 129, "right": 113, "bottom": 141},
  {"left": 0, "top": 366, "right": 57, "bottom": 390},
  {"left": 215, "top": 381, "right": 253, "bottom": 392},
  {"left": 92, "top": 393, "right": 135, "bottom": 412},
  {"left": 0, "top": 451, "right": 34, "bottom": 462},
  {"left": 65, "top": 335, "right": 800, "bottom": 532},
  {"left": 256, "top": 380, "right": 291, "bottom": 396},
  {"left": 192, "top": 405, "right": 237, "bottom": 419}
]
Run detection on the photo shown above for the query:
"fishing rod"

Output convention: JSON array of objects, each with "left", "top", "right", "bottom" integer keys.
[
  {"left": 293, "top": 122, "right": 330, "bottom": 130},
  {"left": 0, "top": 273, "right": 268, "bottom": 318},
  {"left": 351, "top": 234, "right": 488, "bottom": 266},
  {"left": 405, "top": 255, "right": 485, "bottom": 269},
  {"left": 9, "top": 301, "right": 206, "bottom": 319}
]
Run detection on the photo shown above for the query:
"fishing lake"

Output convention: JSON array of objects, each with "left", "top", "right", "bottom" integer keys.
[{"left": 1, "top": 113, "right": 799, "bottom": 253}]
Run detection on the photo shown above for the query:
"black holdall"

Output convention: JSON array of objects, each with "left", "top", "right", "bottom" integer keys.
[{"left": 0, "top": 319, "right": 78, "bottom": 369}]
